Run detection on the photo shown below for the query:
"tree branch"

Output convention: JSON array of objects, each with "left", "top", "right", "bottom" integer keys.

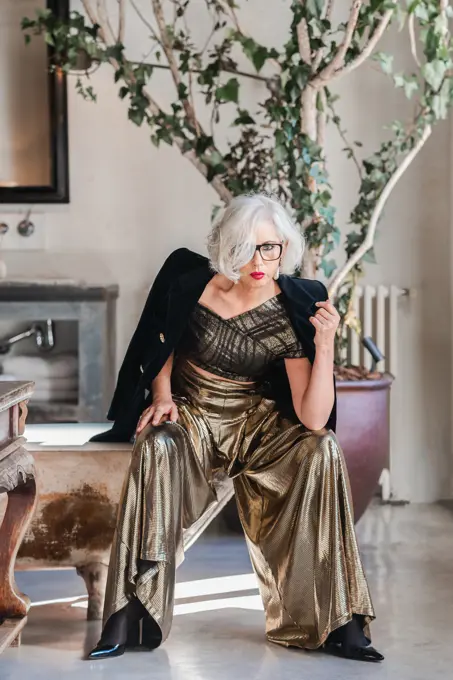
[
  {"left": 323, "top": 0, "right": 335, "bottom": 21},
  {"left": 221, "top": 0, "right": 281, "bottom": 73},
  {"left": 300, "top": 85, "right": 318, "bottom": 138},
  {"left": 328, "top": 98, "right": 363, "bottom": 180},
  {"left": 312, "top": 0, "right": 363, "bottom": 85},
  {"left": 151, "top": 0, "right": 207, "bottom": 138},
  {"left": 82, "top": 0, "right": 104, "bottom": 39},
  {"left": 82, "top": 0, "right": 232, "bottom": 204},
  {"left": 182, "top": 13, "right": 200, "bottom": 137},
  {"left": 321, "top": 9, "right": 394, "bottom": 85},
  {"left": 408, "top": 13, "right": 421, "bottom": 68},
  {"left": 328, "top": 124, "right": 432, "bottom": 296},
  {"left": 130, "top": 0, "right": 162, "bottom": 44},
  {"left": 118, "top": 0, "right": 126, "bottom": 43},
  {"left": 223, "top": 1, "right": 242, "bottom": 34},
  {"left": 317, "top": 88, "right": 327, "bottom": 147},
  {"left": 312, "top": 0, "right": 336, "bottom": 70},
  {"left": 97, "top": 0, "right": 116, "bottom": 43},
  {"left": 151, "top": 0, "right": 183, "bottom": 87},
  {"left": 138, "top": 83, "right": 230, "bottom": 202},
  {"left": 137, "top": 59, "right": 268, "bottom": 83},
  {"left": 201, "top": 21, "right": 218, "bottom": 56},
  {"left": 297, "top": 19, "right": 312, "bottom": 66}
]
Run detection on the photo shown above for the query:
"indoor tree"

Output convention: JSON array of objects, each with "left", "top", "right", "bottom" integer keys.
[{"left": 22, "top": 0, "right": 453, "bottom": 365}]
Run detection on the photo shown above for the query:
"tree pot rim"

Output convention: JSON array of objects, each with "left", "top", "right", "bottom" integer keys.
[{"left": 335, "top": 372, "right": 394, "bottom": 391}]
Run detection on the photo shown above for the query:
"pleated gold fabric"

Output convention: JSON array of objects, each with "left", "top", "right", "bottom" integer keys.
[{"left": 103, "top": 359, "right": 375, "bottom": 649}]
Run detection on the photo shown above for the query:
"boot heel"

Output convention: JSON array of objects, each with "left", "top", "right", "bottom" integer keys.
[{"left": 142, "top": 614, "right": 162, "bottom": 650}]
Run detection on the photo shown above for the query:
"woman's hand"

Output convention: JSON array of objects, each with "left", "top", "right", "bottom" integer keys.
[
  {"left": 309, "top": 300, "right": 340, "bottom": 349},
  {"left": 136, "top": 397, "right": 179, "bottom": 434}
]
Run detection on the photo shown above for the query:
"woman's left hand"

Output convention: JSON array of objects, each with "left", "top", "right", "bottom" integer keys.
[{"left": 310, "top": 300, "right": 340, "bottom": 349}]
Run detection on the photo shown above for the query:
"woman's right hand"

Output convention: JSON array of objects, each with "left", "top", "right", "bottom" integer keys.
[{"left": 136, "top": 397, "right": 179, "bottom": 434}]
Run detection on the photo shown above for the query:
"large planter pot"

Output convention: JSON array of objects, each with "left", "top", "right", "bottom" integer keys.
[
  {"left": 223, "top": 373, "right": 393, "bottom": 530},
  {"left": 336, "top": 373, "right": 393, "bottom": 522}
]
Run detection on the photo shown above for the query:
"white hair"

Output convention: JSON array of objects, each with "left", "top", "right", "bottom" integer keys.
[{"left": 207, "top": 194, "right": 304, "bottom": 282}]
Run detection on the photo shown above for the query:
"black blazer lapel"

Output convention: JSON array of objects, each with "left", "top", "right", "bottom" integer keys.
[
  {"left": 138, "top": 258, "right": 214, "bottom": 389},
  {"left": 165, "top": 260, "right": 215, "bottom": 342}
]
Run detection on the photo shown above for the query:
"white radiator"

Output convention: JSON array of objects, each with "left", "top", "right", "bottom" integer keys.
[
  {"left": 344, "top": 285, "right": 408, "bottom": 375},
  {"left": 341, "top": 284, "right": 409, "bottom": 502}
]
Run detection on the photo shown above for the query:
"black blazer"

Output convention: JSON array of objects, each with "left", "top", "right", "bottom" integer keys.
[{"left": 92, "top": 248, "right": 337, "bottom": 442}]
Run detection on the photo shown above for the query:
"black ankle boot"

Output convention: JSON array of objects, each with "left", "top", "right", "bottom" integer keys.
[
  {"left": 141, "top": 613, "right": 162, "bottom": 650},
  {"left": 339, "top": 645, "right": 384, "bottom": 662},
  {"left": 325, "top": 615, "right": 384, "bottom": 663},
  {"left": 88, "top": 598, "right": 144, "bottom": 661}
]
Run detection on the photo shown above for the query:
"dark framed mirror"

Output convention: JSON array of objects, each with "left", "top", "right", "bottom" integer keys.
[{"left": 0, "top": 0, "right": 69, "bottom": 204}]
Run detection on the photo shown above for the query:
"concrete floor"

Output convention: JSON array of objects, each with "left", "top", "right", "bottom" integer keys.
[{"left": 2, "top": 502, "right": 453, "bottom": 680}]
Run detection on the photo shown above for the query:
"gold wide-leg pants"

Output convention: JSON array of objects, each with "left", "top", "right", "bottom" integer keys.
[{"left": 103, "top": 360, "right": 375, "bottom": 649}]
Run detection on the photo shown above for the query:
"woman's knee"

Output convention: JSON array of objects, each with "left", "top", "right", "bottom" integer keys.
[
  {"left": 135, "top": 421, "right": 182, "bottom": 461},
  {"left": 305, "top": 429, "right": 340, "bottom": 465}
]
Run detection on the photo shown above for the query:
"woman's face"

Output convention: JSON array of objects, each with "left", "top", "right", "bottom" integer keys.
[{"left": 238, "top": 220, "right": 284, "bottom": 288}]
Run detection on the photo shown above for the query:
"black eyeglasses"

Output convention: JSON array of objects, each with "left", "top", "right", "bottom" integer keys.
[{"left": 254, "top": 243, "right": 283, "bottom": 261}]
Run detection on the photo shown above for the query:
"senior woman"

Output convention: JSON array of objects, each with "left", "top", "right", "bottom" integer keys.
[{"left": 88, "top": 194, "right": 382, "bottom": 663}]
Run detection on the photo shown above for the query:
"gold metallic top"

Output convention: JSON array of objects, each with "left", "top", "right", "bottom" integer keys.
[{"left": 178, "top": 293, "right": 306, "bottom": 382}]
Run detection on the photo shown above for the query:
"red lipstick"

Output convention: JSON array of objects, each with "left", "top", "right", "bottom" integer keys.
[{"left": 250, "top": 272, "right": 265, "bottom": 280}]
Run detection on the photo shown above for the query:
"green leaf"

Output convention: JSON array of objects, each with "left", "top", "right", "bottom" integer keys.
[
  {"left": 346, "top": 231, "right": 362, "bottom": 249},
  {"left": 128, "top": 108, "right": 145, "bottom": 126},
  {"left": 306, "top": 0, "right": 324, "bottom": 19},
  {"left": 24, "top": 34, "right": 31, "bottom": 45},
  {"left": 362, "top": 247, "right": 377, "bottom": 264},
  {"left": 85, "top": 86, "right": 96, "bottom": 102},
  {"left": 393, "top": 73, "right": 419, "bottom": 99},
  {"left": 274, "top": 144, "right": 287, "bottom": 163},
  {"left": 114, "top": 67, "right": 125, "bottom": 83},
  {"left": 118, "top": 86, "right": 129, "bottom": 100},
  {"left": 208, "top": 150, "right": 224, "bottom": 166},
  {"left": 216, "top": 78, "right": 239, "bottom": 103},
  {"left": 252, "top": 46, "right": 269, "bottom": 72},
  {"left": 36, "top": 7, "right": 52, "bottom": 19},
  {"left": 157, "top": 127, "right": 173, "bottom": 145},
  {"left": 395, "top": 3, "right": 407, "bottom": 30},
  {"left": 233, "top": 109, "right": 255, "bottom": 125},
  {"left": 106, "top": 43, "right": 124, "bottom": 62},
  {"left": 21, "top": 18, "right": 35, "bottom": 30},
  {"left": 413, "top": 3, "right": 429, "bottom": 21},
  {"left": 319, "top": 205, "right": 336, "bottom": 225},
  {"left": 373, "top": 52, "right": 394, "bottom": 75},
  {"left": 295, "top": 158, "right": 306, "bottom": 177},
  {"left": 237, "top": 37, "right": 268, "bottom": 72},
  {"left": 178, "top": 82, "right": 188, "bottom": 100},
  {"left": 309, "top": 164, "right": 325, "bottom": 181},
  {"left": 211, "top": 205, "right": 221, "bottom": 222},
  {"left": 422, "top": 60, "right": 447, "bottom": 92},
  {"left": 320, "top": 258, "right": 336, "bottom": 278},
  {"left": 332, "top": 227, "right": 341, "bottom": 247},
  {"left": 195, "top": 135, "right": 214, "bottom": 156},
  {"left": 302, "top": 149, "right": 311, "bottom": 164},
  {"left": 432, "top": 81, "right": 450, "bottom": 120},
  {"left": 404, "top": 80, "right": 418, "bottom": 99},
  {"left": 407, "top": 0, "right": 421, "bottom": 12}
]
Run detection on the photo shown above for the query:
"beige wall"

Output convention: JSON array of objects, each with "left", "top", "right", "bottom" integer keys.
[{"left": 2, "top": 1, "right": 452, "bottom": 502}]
